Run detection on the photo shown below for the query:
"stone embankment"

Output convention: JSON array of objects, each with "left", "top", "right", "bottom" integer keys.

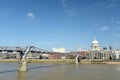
[
  {"left": 0, "top": 59, "right": 120, "bottom": 64},
  {"left": 0, "top": 59, "right": 75, "bottom": 64},
  {"left": 105, "top": 62, "right": 120, "bottom": 64},
  {"left": 80, "top": 60, "right": 120, "bottom": 64}
]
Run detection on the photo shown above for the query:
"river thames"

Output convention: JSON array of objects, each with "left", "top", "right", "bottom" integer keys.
[{"left": 0, "top": 62, "right": 120, "bottom": 80}]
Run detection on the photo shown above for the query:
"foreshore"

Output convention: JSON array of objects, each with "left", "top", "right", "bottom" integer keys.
[
  {"left": 0, "top": 59, "right": 75, "bottom": 64},
  {"left": 0, "top": 59, "right": 120, "bottom": 64}
]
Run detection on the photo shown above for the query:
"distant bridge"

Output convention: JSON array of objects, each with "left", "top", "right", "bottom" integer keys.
[{"left": 0, "top": 46, "right": 50, "bottom": 53}]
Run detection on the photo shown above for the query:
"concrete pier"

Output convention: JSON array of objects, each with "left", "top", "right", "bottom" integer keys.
[
  {"left": 18, "top": 57, "right": 27, "bottom": 71},
  {"left": 75, "top": 55, "right": 81, "bottom": 64},
  {"left": 18, "top": 46, "right": 33, "bottom": 72}
]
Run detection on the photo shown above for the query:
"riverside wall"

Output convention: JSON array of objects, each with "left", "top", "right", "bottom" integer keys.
[{"left": 0, "top": 59, "right": 120, "bottom": 64}]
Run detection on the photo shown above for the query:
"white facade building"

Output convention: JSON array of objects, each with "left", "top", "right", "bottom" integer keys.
[
  {"left": 91, "top": 37, "right": 100, "bottom": 51},
  {"left": 52, "top": 47, "right": 66, "bottom": 53},
  {"left": 112, "top": 50, "right": 120, "bottom": 59}
]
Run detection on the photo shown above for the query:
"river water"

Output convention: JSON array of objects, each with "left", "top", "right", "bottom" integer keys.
[{"left": 0, "top": 62, "right": 120, "bottom": 80}]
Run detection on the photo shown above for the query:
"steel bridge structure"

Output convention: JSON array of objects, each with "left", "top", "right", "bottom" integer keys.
[{"left": 0, "top": 46, "right": 50, "bottom": 53}]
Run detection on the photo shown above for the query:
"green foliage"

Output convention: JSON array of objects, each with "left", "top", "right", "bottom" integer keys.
[{"left": 39, "top": 55, "right": 42, "bottom": 59}]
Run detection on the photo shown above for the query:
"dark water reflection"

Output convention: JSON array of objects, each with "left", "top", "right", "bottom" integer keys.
[{"left": 0, "top": 62, "right": 120, "bottom": 80}]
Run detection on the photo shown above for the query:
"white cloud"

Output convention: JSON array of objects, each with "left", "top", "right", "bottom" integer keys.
[
  {"left": 116, "top": 27, "right": 120, "bottom": 30},
  {"left": 110, "top": 4, "right": 114, "bottom": 7},
  {"left": 87, "top": 2, "right": 106, "bottom": 9},
  {"left": 113, "top": 34, "right": 120, "bottom": 37},
  {"left": 61, "top": 0, "right": 67, "bottom": 8},
  {"left": 110, "top": 21, "right": 120, "bottom": 24},
  {"left": 65, "top": 8, "right": 76, "bottom": 17},
  {"left": 111, "top": 17, "right": 120, "bottom": 20},
  {"left": 60, "top": 0, "right": 76, "bottom": 17},
  {"left": 99, "top": 26, "right": 109, "bottom": 31},
  {"left": 27, "top": 12, "right": 35, "bottom": 18},
  {"left": 106, "top": 4, "right": 115, "bottom": 8}
]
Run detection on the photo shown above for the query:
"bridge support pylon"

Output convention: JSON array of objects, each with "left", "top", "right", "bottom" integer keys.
[
  {"left": 18, "top": 58, "right": 27, "bottom": 72},
  {"left": 18, "top": 46, "right": 33, "bottom": 72},
  {"left": 75, "top": 55, "right": 81, "bottom": 64}
]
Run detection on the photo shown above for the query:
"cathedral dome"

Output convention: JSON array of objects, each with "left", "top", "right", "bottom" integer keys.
[
  {"left": 92, "top": 37, "right": 98, "bottom": 43},
  {"left": 91, "top": 37, "right": 100, "bottom": 50}
]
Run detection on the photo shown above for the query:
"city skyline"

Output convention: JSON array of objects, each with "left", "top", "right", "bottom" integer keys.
[{"left": 0, "top": 0, "right": 120, "bottom": 51}]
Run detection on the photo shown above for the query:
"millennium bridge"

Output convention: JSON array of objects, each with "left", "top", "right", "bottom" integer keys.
[
  {"left": 0, "top": 46, "right": 52, "bottom": 71},
  {"left": 0, "top": 46, "right": 49, "bottom": 53},
  {"left": 0, "top": 46, "right": 81, "bottom": 71}
]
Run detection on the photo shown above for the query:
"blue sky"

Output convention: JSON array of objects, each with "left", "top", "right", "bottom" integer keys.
[{"left": 0, "top": 0, "right": 120, "bottom": 51}]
